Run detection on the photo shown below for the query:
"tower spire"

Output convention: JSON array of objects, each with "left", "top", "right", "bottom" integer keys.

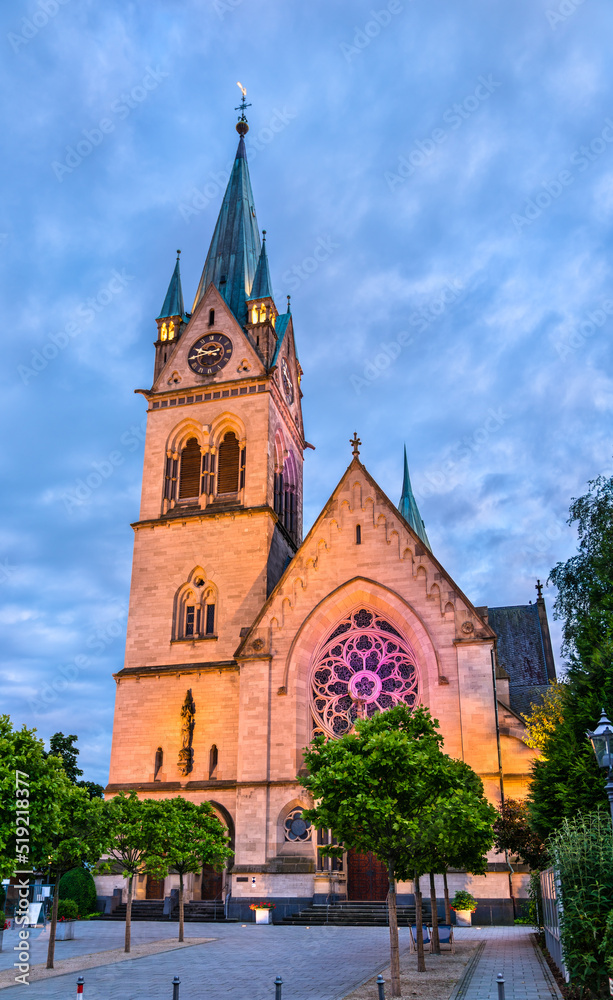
[
  {"left": 157, "top": 250, "right": 186, "bottom": 320},
  {"left": 249, "top": 231, "right": 273, "bottom": 300},
  {"left": 192, "top": 88, "right": 261, "bottom": 325},
  {"left": 399, "top": 446, "right": 430, "bottom": 550}
]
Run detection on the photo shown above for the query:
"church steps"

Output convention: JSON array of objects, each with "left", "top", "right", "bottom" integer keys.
[{"left": 282, "top": 902, "right": 432, "bottom": 927}]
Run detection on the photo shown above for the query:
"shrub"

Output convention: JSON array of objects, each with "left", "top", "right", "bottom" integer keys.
[
  {"left": 59, "top": 867, "right": 97, "bottom": 916},
  {"left": 450, "top": 891, "right": 477, "bottom": 912},
  {"left": 57, "top": 899, "right": 79, "bottom": 921},
  {"left": 549, "top": 811, "right": 613, "bottom": 994},
  {"left": 603, "top": 911, "right": 613, "bottom": 976}
]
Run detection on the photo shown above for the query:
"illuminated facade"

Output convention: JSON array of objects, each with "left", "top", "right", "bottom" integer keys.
[{"left": 102, "top": 109, "right": 555, "bottom": 924}]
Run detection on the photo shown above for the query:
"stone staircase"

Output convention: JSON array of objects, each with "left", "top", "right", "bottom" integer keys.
[
  {"left": 105, "top": 899, "right": 229, "bottom": 922},
  {"left": 282, "top": 901, "right": 431, "bottom": 927}
]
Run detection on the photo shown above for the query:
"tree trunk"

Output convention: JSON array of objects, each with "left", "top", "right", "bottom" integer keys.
[
  {"left": 178, "top": 871, "right": 184, "bottom": 943},
  {"left": 46, "top": 875, "right": 60, "bottom": 969},
  {"left": 124, "top": 875, "right": 133, "bottom": 953},
  {"left": 387, "top": 862, "right": 401, "bottom": 996},
  {"left": 414, "top": 873, "right": 426, "bottom": 972},
  {"left": 443, "top": 870, "right": 451, "bottom": 925},
  {"left": 429, "top": 872, "right": 440, "bottom": 954}
]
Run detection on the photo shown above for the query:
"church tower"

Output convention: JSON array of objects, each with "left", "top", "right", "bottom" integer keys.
[{"left": 108, "top": 103, "right": 304, "bottom": 796}]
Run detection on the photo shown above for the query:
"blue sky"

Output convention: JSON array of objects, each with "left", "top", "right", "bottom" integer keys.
[{"left": 2, "top": 0, "right": 612, "bottom": 785}]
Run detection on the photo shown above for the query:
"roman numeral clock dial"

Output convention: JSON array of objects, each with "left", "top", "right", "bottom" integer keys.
[{"left": 187, "top": 333, "right": 233, "bottom": 375}]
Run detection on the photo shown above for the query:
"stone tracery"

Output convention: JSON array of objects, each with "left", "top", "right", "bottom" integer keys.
[{"left": 310, "top": 607, "right": 420, "bottom": 737}]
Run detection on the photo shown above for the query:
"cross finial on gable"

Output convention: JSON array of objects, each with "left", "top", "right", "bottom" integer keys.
[
  {"left": 350, "top": 432, "right": 361, "bottom": 459},
  {"left": 536, "top": 579, "right": 543, "bottom": 599}
]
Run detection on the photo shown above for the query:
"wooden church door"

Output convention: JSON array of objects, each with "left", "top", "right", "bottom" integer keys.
[{"left": 347, "top": 849, "right": 389, "bottom": 901}]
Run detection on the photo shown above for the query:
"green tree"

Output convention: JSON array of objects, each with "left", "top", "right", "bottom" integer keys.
[
  {"left": 521, "top": 682, "right": 567, "bottom": 752},
  {"left": 300, "top": 705, "right": 459, "bottom": 990},
  {"left": 0, "top": 716, "right": 73, "bottom": 881},
  {"left": 147, "top": 798, "right": 233, "bottom": 941},
  {"left": 528, "top": 474, "right": 613, "bottom": 837},
  {"left": 98, "top": 792, "right": 156, "bottom": 953},
  {"left": 59, "top": 866, "right": 98, "bottom": 916},
  {"left": 493, "top": 798, "right": 548, "bottom": 870},
  {"left": 45, "top": 733, "right": 83, "bottom": 783},
  {"left": 420, "top": 759, "right": 496, "bottom": 943},
  {"left": 32, "top": 787, "right": 110, "bottom": 969}
]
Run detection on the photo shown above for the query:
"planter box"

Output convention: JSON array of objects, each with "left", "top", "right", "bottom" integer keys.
[
  {"left": 55, "top": 920, "right": 75, "bottom": 941},
  {"left": 454, "top": 910, "right": 472, "bottom": 927},
  {"left": 254, "top": 908, "right": 272, "bottom": 924}
]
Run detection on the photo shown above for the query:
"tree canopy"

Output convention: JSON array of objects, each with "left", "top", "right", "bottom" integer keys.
[{"left": 528, "top": 473, "right": 613, "bottom": 837}]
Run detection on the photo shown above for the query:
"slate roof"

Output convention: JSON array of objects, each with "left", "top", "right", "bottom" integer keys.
[
  {"left": 398, "top": 446, "right": 430, "bottom": 550},
  {"left": 488, "top": 602, "right": 554, "bottom": 718},
  {"left": 271, "top": 311, "right": 292, "bottom": 366},
  {"left": 248, "top": 238, "right": 273, "bottom": 301},
  {"left": 192, "top": 134, "right": 262, "bottom": 325}
]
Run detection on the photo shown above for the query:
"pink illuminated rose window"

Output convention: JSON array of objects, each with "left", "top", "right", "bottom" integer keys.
[{"left": 311, "top": 608, "right": 419, "bottom": 737}]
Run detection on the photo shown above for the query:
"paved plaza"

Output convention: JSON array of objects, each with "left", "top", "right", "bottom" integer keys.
[{"left": 0, "top": 922, "right": 561, "bottom": 1000}]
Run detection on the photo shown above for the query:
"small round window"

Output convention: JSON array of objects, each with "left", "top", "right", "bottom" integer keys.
[{"left": 284, "top": 808, "right": 312, "bottom": 842}]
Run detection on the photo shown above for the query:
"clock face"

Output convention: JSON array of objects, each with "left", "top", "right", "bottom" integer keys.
[
  {"left": 281, "top": 358, "right": 294, "bottom": 403},
  {"left": 187, "top": 333, "right": 233, "bottom": 375}
]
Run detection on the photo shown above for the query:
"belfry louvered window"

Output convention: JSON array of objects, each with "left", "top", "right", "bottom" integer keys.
[
  {"left": 178, "top": 438, "right": 201, "bottom": 499},
  {"left": 217, "top": 432, "right": 240, "bottom": 494}
]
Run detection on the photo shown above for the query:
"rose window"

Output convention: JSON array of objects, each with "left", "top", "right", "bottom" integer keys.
[
  {"left": 284, "top": 808, "right": 312, "bottom": 842},
  {"left": 310, "top": 607, "right": 419, "bottom": 737}
]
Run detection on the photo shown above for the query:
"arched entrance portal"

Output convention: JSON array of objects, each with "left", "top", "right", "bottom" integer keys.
[
  {"left": 200, "top": 801, "right": 235, "bottom": 902},
  {"left": 347, "top": 850, "right": 388, "bottom": 901}
]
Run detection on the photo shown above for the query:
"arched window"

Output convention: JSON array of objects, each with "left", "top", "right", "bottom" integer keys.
[
  {"left": 160, "top": 323, "right": 168, "bottom": 341},
  {"left": 208, "top": 309, "right": 215, "bottom": 327},
  {"left": 168, "top": 320, "right": 175, "bottom": 340},
  {"left": 276, "top": 452, "right": 297, "bottom": 541},
  {"left": 179, "top": 438, "right": 201, "bottom": 500},
  {"left": 217, "top": 432, "right": 240, "bottom": 494},
  {"left": 175, "top": 579, "right": 217, "bottom": 640},
  {"left": 209, "top": 744, "right": 218, "bottom": 778}
]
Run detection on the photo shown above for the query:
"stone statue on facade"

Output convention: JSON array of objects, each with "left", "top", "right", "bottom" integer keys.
[{"left": 178, "top": 689, "right": 196, "bottom": 775}]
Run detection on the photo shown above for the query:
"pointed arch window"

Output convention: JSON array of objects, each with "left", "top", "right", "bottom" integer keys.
[
  {"left": 160, "top": 323, "right": 168, "bottom": 342},
  {"left": 275, "top": 451, "right": 298, "bottom": 542},
  {"left": 168, "top": 321, "right": 175, "bottom": 340},
  {"left": 217, "top": 432, "right": 240, "bottom": 494},
  {"left": 178, "top": 438, "right": 201, "bottom": 500},
  {"left": 175, "top": 581, "right": 217, "bottom": 640},
  {"left": 209, "top": 744, "right": 218, "bottom": 778}
]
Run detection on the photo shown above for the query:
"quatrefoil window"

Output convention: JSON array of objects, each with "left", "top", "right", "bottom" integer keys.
[{"left": 284, "top": 808, "right": 312, "bottom": 842}]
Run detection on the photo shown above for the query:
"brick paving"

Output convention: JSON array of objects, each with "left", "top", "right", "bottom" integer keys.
[
  {"left": 0, "top": 922, "right": 562, "bottom": 1000},
  {"left": 452, "top": 926, "right": 562, "bottom": 1000}
]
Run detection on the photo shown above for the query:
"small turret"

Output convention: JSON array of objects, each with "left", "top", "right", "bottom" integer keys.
[
  {"left": 398, "top": 446, "right": 431, "bottom": 550},
  {"left": 154, "top": 251, "right": 189, "bottom": 381},
  {"left": 246, "top": 233, "right": 278, "bottom": 365}
]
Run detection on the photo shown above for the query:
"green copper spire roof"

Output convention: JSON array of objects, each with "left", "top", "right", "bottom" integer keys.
[
  {"left": 192, "top": 133, "right": 262, "bottom": 325},
  {"left": 157, "top": 252, "right": 185, "bottom": 320},
  {"left": 248, "top": 232, "right": 273, "bottom": 301},
  {"left": 399, "top": 446, "right": 431, "bottom": 550}
]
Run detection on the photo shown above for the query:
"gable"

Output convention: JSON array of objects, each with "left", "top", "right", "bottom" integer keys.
[
  {"left": 238, "top": 458, "right": 496, "bottom": 654},
  {"left": 152, "top": 283, "right": 266, "bottom": 394}
]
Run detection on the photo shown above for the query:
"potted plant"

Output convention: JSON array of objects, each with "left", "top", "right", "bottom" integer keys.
[
  {"left": 249, "top": 901, "right": 276, "bottom": 925},
  {"left": 56, "top": 900, "right": 79, "bottom": 940},
  {"left": 450, "top": 890, "right": 477, "bottom": 926}
]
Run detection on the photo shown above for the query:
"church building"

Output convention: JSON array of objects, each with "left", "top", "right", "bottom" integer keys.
[{"left": 101, "top": 101, "right": 556, "bottom": 924}]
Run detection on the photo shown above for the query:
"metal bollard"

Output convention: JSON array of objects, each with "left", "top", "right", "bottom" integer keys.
[
  {"left": 76, "top": 976, "right": 84, "bottom": 997},
  {"left": 496, "top": 973, "right": 505, "bottom": 1000},
  {"left": 172, "top": 975, "right": 181, "bottom": 1000},
  {"left": 275, "top": 975, "right": 283, "bottom": 1000},
  {"left": 377, "top": 975, "right": 385, "bottom": 1000}
]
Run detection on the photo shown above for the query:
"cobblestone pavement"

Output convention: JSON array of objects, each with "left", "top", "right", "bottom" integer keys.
[
  {"left": 452, "top": 926, "right": 562, "bottom": 1000},
  {"left": 0, "top": 922, "right": 561, "bottom": 1000}
]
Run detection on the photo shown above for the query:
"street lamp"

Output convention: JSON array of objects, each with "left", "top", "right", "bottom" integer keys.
[{"left": 586, "top": 708, "right": 613, "bottom": 823}]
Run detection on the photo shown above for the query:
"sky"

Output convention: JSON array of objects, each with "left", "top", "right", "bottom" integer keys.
[{"left": 1, "top": 0, "right": 612, "bottom": 786}]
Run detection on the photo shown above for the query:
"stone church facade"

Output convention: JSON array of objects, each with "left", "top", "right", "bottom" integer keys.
[{"left": 101, "top": 107, "right": 556, "bottom": 923}]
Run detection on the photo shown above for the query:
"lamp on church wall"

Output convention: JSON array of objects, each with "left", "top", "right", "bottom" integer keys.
[{"left": 587, "top": 708, "right": 613, "bottom": 823}]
